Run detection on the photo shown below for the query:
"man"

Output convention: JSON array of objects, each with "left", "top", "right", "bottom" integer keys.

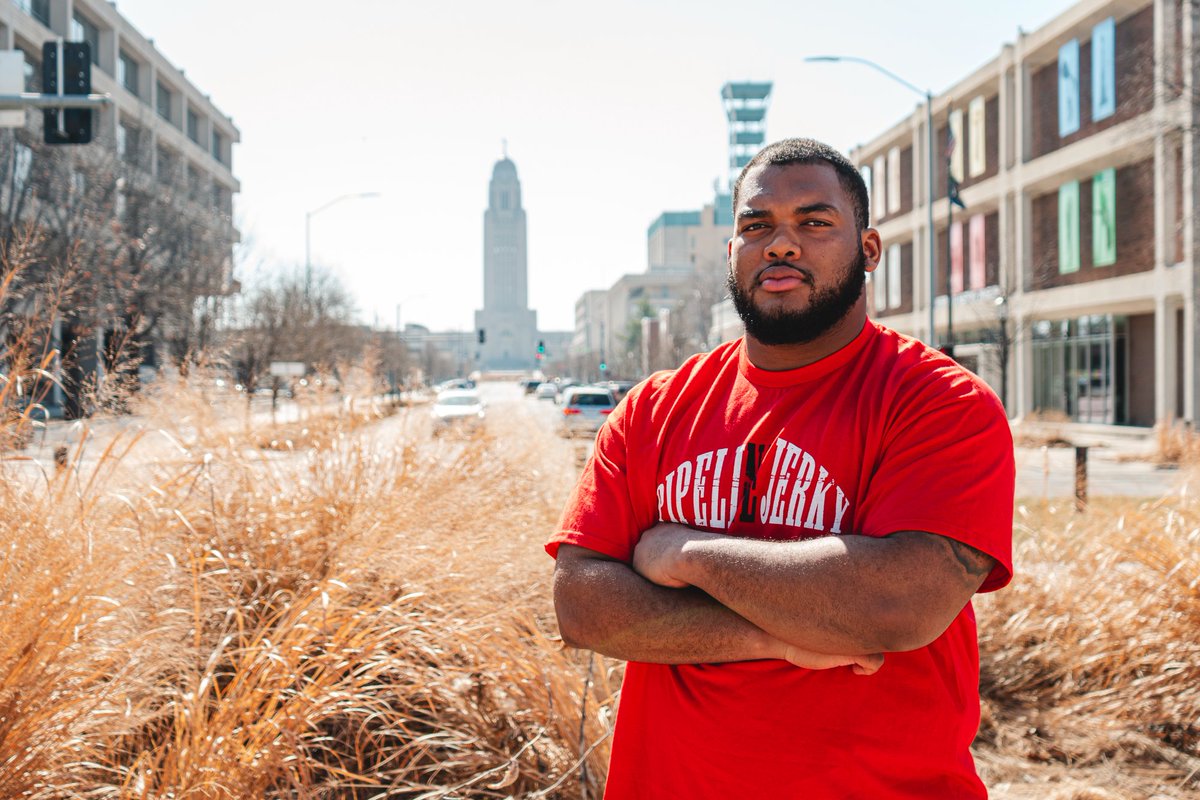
[{"left": 548, "top": 138, "right": 1014, "bottom": 798}]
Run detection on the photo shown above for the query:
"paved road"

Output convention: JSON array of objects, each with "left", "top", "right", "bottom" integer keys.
[{"left": 6, "top": 380, "right": 1187, "bottom": 502}]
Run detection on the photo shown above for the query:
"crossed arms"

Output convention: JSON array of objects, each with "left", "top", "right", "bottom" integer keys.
[{"left": 553, "top": 523, "right": 995, "bottom": 672}]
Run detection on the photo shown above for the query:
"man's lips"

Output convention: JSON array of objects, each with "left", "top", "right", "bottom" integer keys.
[{"left": 756, "top": 264, "right": 811, "bottom": 293}]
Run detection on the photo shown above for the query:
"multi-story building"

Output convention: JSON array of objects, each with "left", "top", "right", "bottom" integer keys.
[
  {"left": 2, "top": 0, "right": 239, "bottom": 253},
  {"left": 851, "top": 0, "right": 1188, "bottom": 428},
  {"left": 1, "top": 0, "right": 240, "bottom": 416}
]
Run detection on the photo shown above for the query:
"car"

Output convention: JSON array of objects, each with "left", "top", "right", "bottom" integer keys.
[
  {"left": 430, "top": 389, "right": 485, "bottom": 435},
  {"left": 435, "top": 378, "right": 475, "bottom": 393},
  {"left": 535, "top": 382, "right": 559, "bottom": 400},
  {"left": 520, "top": 378, "right": 541, "bottom": 395},
  {"left": 605, "top": 380, "right": 637, "bottom": 402},
  {"left": 559, "top": 387, "right": 617, "bottom": 438}
]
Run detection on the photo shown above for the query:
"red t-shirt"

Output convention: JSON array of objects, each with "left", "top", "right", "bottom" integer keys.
[{"left": 547, "top": 321, "right": 1015, "bottom": 799}]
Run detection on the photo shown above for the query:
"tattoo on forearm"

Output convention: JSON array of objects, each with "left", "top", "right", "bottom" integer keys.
[{"left": 946, "top": 539, "right": 994, "bottom": 580}]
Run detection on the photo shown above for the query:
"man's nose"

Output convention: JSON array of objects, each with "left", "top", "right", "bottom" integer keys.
[{"left": 765, "top": 229, "right": 799, "bottom": 260}]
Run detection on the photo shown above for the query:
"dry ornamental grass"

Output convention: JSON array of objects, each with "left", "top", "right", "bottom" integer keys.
[
  {"left": 0, "top": 379, "right": 613, "bottom": 798},
  {"left": 0, "top": 365, "right": 1198, "bottom": 797}
]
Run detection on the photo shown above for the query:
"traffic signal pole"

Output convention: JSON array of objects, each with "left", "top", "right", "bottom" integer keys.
[
  {"left": 0, "top": 92, "right": 110, "bottom": 109},
  {"left": 0, "top": 41, "right": 111, "bottom": 144}
]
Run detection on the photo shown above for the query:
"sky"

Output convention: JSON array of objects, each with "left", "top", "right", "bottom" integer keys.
[{"left": 113, "top": 0, "right": 1076, "bottom": 333}]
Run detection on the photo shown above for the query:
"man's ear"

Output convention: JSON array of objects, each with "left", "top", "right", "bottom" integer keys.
[{"left": 861, "top": 228, "right": 883, "bottom": 273}]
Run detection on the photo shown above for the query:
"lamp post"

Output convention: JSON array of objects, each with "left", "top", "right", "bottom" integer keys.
[
  {"left": 304, "top": 192, "right": 381, "bottom": 296},
  {"left": 805, "top": 56, "right": 937, "bottom": 348}
]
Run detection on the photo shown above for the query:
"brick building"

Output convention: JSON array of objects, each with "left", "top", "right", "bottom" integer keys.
[{"left": 853, "top": 0, "right": 1191, "bottom": 427}]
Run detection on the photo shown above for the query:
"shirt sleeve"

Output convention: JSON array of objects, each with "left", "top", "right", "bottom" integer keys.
[
  {"left": 545, "top": 393, "right": 644, "bottom": 562},
  {"left": 860, "top": 365, "right": 1015, "bottom": 592}
]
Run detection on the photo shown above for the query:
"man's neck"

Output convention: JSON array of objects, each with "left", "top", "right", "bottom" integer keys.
[{"left": 744, "top": 307, "right": 868, "bottom": 372}]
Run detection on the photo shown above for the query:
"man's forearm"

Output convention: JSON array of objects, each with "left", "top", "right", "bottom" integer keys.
[
  {"left": 553, "top": 548, "right": 777, "bottom": 664},
  {"left": 636, "top": 526, "right": 991, "bottom": 654}
]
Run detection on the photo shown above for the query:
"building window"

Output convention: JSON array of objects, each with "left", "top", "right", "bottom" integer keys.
[
  {"left": 886, "top": 244, "right": 901, "bottom": 309},
  {"left": 886, "top": 147, "right": 901, "bottom": 215},
  {"left": 211, "top": 184, "right": 231, "bottom": 215},
  {"left": 187, "top": 109, "right": 200, "bottom": 144},
  {"left": 13, "top": 143, "right": 32, "bottom": 194},
  {"left": 15, "top": 0, "right": 51, "bottom": 26},
  {"left": 1032, "top": 315, "right": 1127, "bottom": 424},
  {"left": 118, "top": 51, "right": 139, "bottom": 96},
  {"left": 156, "top": 146, "right": 175, "bottom": 183},
  {"left": 21, "top": 48, "right": 39, "bottom": 92},
  {"left": 211, "top": 131, "right": 224, "bottom": 164},
  {"left": 156, "top": 82, "right": 173, "bottom": 123},
  {"left": 70, "top": 12, "right": 101, "bottom": 68},
  {"left": 187, "top": 165, "right": 203, "bottom": 200},
  {"left": 118, "top": 122, "right": 141, "bottom": 163}
]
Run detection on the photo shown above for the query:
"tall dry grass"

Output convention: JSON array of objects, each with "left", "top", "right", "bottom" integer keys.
[
  {"left": 0, "top": 378, "right": 613, "bottom": 798},
  {"left": 975, "top": 493, "right": 1200, "bottom": 797}
]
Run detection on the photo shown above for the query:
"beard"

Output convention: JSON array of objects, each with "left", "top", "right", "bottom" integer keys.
[{"left": 727, "top": 246, "right": 867, "bottom": 346}]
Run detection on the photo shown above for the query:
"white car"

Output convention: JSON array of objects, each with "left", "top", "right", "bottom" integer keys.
[
  {"left": 535, "top": 382, "right": 559, "bottom": 400},
  {"left": 431, "top": 389, "right": 485, "bottom": 435},
  {"left": 559, "top": 387, "right": 617, "bottom": 438}
]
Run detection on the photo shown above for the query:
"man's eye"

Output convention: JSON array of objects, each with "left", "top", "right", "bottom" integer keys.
[{"left": 741, "top": 222, "right": 766, "bottom": 232}]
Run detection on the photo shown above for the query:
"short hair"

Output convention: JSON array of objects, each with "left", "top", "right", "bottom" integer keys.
[{"left": 732, "top": 138, "right": 870, "bottom": 230}]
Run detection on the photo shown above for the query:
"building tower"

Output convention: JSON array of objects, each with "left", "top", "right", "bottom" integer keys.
[
  {"left": 721, "top": 82, "right": 773, "bottom": 192},
  {"left": 475, "top": 153, "right": 538, "bottom": 371}
]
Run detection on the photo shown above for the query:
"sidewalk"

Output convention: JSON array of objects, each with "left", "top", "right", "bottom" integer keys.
[{"left": 1012, "top": 420, "right": 1187, "bottom": 500}]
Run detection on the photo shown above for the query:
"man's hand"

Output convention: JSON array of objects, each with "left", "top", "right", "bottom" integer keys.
[
  {"left": 632, "top": 522, "right": 715, "bottom": 588},
  {"left": 779, "top": 643, "right": 884, "bottom": 676}
]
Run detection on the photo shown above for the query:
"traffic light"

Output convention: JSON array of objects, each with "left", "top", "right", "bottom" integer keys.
[
  {"left": 477, "top": 328, "right": 486, "bottom": 344},
  {"left": 537, "top": 340, "right": 545, "bottom": 355},
  {"left": 42, "top": 42, "right": 92, "bottom": 145},
  {"left": 599, "top": 361, "right": 607, "bottom": 372}
]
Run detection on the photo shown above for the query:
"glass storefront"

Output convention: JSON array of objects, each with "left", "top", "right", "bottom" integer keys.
[{"left": 1032, "top": 314, "right": 1127, "bottom": 424}]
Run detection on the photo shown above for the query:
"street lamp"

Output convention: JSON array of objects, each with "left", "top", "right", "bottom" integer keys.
[
  {"left": 304, "top": 192, "right": 381, "bottom": 296},
  {"left": 805, "top": 56, "right": 937, "bottom": 348}
]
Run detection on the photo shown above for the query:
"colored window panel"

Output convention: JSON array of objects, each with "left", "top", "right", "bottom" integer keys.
[
  {"left": 969, "top": 215, "right": 986, "bottom": 289},
  {"left": 1059, "top": 181, "right": 1080, "bottom": 274},
  {"left": 1058, "top": 39, "right": 1080, "bottom": 137},
  {"left": 873, "top": 266, "right": 887, "bottom": 312},
  {"left": 887, "top": 244, "right": 902, "bottom": 309},
  {"left": 1092, "top": 18, "right": 1116, "bottom": 121},
  {"left": 968, "top": 97, "right": 986, "bottom": 177},
  {"left": 949, "top": 109, "right": 964, "bottom": 182},
  {"left": 950, "top": 222, "right": 964, "bottom": 293},
  {"left": 1093, "top": 168, "right": 1117, "bottom": 266},
  {"left": 872, "top": 155, "right": 886, "bottom": 220},
  {"left": 887, "top": 147, "right": 901, "bottom": 214},
  {"left": 860, "top": 165, "right": 872, "bottom": 221}
]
